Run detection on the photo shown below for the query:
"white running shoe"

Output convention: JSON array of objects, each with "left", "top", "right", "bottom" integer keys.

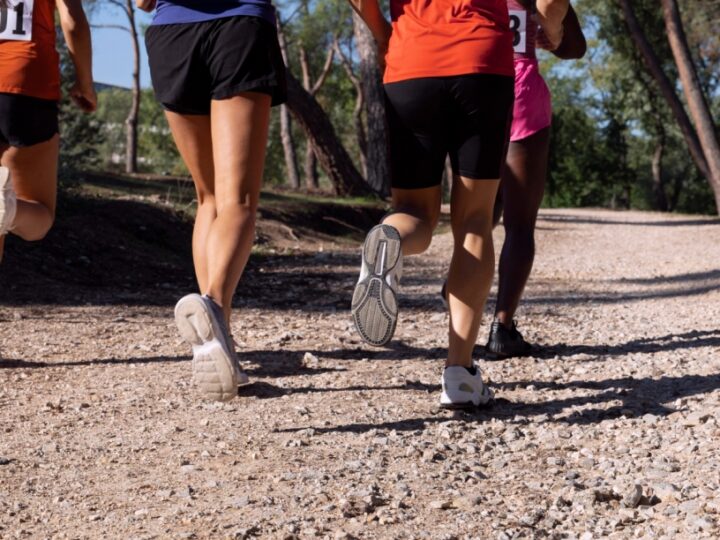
[
  {"left": 351, "top": 224, "right": 402, "bottom": 347},
  {"left": 0, "top": 167, "right": 17, "bottom": 236},
  {"left": 174, "top": 293, "right": 249, "bottom": 402},
  {"left": 440, "top": 364, "right": 494, "bottom": 409}
]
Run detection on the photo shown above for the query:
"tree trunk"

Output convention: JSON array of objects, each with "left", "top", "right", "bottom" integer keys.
[
  {"left": 661, "top": 0, "right": 720, "bottom": 214},
  {"left": 335, "top": 39, "right": 368, "bottom": 177},
  {"left": 298, "top": 44, "right": 319, "bottom": 189},
  {"left": 275, "top": 24, "right": 301, "bottom": 189},
  {"left": 651, "top": 132, "right": 669, "bottom": 212},
  {"left": 125, "top": 0, "right": 140, "bottom": 174},
  {"left": 285, "top": 71, "right": 374, "bottom": 197},
  {"left": 353, "top": 14, "right": 390, "bottom": 197},
  {"left": 618, "top": 0, "right": 710, "bottom": 181},
  {"left": 279, "top": 105, "right": 300, "bottom": 189},
  {"left": 304, "top": 143, "right": 319, "bottom": 190}
]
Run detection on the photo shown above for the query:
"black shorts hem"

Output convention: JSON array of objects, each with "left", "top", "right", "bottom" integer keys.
[
  {"left": 212, "top": 77, "right": 287, "bottom": 106},
  {"left": 161, "top": 102, "right": 209, "bottom": 115},
  {"left": 9, "top": 130, "right": 59, "bottom": 148},
  {"left": 0, "top": 93, "right": 59, "bottom": 148},
  {"left": 390, "top": 179, "right": 442, "bottom": 190},
  {"left": 455, "top": 169, "right": 503, "bottom": 180}
]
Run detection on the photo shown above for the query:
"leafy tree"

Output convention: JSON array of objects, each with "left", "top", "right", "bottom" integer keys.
[{"left": 57, "top": 36, "right": 103, "bottom": 176}]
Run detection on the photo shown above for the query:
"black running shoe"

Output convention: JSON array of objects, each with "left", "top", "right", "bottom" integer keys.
[{"left": 485, "top": 320, "right": 533, "bottom": 360}]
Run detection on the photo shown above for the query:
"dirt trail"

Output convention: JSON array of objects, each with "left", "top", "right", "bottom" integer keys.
[{"left": 1, "top": 208, "right": 719, "bottom": 539}]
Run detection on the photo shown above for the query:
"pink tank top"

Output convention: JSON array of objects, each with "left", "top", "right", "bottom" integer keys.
[{"left": 507, "top": 0, "right": 537, "bottom": 60}]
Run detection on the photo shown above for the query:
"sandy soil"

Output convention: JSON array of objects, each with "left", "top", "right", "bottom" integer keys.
[{"left": 1, "top": 208, "right": 719, "bottom": 539}]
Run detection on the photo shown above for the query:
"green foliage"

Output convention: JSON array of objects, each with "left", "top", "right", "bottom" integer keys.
[
  {"left": 543, "top": 1, "right": 718, "bottom": 214},
  {"left": 57, "top": 35, "right": 104, "bottom": 176},
  {"left": 81, "top": 0, "right": 718, "bottom": 213},
  {"left": 95, "top": 87, "right": 185, "bottom": 175}
]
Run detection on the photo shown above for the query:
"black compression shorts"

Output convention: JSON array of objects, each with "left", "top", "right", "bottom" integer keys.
[
  {"left": 0, "top": 93, "right": 58, "bottom": 148},
  {"left": 145, "top": 15, "right": 287, "bottom": 114},
  {"left": 384, "top": 74, "right": 514, "bottom": 189}
]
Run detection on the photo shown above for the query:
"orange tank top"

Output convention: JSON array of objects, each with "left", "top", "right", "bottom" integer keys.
[
  {"left": 0, "top": 0, "right": 60, "bottom": 101},
  {"left": 384, "top": 0, "right": 515, "bottom": 84}
]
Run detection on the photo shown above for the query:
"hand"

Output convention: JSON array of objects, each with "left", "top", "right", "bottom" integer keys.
[
  {"left": 136, "top": 0, "right": 157, "bottom": 12},
  {"left": 71, "top": 80, "right": 97, "bottom": 113},
  {"left": 537, "top": 24, "right": 564, "bottom": 51}
]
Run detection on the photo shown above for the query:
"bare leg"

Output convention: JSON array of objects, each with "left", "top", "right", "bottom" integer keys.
[
  {"left": 495, "top": 127, "right": 550, "bottom": 327},
  {"left": 382, "top": 186, "right": 442, "bottom": 255},
  {"left": 0, "top": 135, "right": 59, "bottom": 241},
  {"left": 204, "top": 93, "right": 271, "bottom": 323},
  {"left": 446, "top": 176, "right": 500, "bottom": 368},
  {"left": 0, "top": 143, "right": 7, "bottom": 261},
  {"left": 164, "top": 113, "right": 215, "bottom": 293}
]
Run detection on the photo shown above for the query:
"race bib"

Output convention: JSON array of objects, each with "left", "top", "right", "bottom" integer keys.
[
  {"left": 0, "top": 0, "right": 34, "bottom": 42},
  {"left": 509, "top": 9, "right": 527, "bottom": 54}
]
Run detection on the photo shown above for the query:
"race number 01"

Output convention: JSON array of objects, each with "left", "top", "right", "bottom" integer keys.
[{"left": 0, "top": 1, "right": 33, "bottom": 40}]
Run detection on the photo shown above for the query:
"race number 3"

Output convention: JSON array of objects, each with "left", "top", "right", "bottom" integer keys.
[
  {"left": 0, "top": 0, "right": 34, "bottom": 42},
  {"left": 509, "top": 10, "right": 527, "bottom": 54}
]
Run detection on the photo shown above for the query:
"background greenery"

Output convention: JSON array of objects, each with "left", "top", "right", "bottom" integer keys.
[{"left": 60, "top": 0, "right": 720, "bottom": 214}]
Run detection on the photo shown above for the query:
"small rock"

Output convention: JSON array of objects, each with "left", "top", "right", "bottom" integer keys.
[
  {"left": 452, "top": 496, "right": 481, "bottom": 510},
  {"left": 302, "top": 352, "right": 320, "bottom": 367},
  {"left": 422, "top": 450, "right": 442, "bottom": 462},
  {"left": 651, "top": 482, "right": 680, "bottom": 502},
  {"left": 621, "top": 485, "right": 643, "bottom": 509},
  {"left": 684, "top": 412, "right": 711, "bottom": 426},
  {"left": 429, "top": 500, "right": 452, "bottom": 510}
]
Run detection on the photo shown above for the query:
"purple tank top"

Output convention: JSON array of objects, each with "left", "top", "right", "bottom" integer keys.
[{"left": 507, "top": 0, "right": 537, "bottom": 59}]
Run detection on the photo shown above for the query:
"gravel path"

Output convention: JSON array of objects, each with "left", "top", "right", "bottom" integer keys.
[{"left": 1, "top": 208, "right": 719, "bottom": 539}]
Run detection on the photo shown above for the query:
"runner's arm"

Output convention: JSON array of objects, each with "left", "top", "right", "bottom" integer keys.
[
  {"left": 56, "top": 0, "right": 97, "bottom": 112},
  {"left": 136, "top": 0, "right": 157, "bottom": 12},
  {"left": 347, "top": 0, "right": 392, "bottom": 61},
  {"left": 536, "top": 0, "right": 569, "bottom": 51},
  {"left": 550, "top": 5, "right": 586, "bottom": 59}
]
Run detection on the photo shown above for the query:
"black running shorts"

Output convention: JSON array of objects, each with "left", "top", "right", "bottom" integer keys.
[
  {"left": 0, "top": 93, "right": 59, "bottom": 148},
  {"left": 384, "top": 74, "right": 515, "bottom": 189},
  {"left": 145, "top": 15, "right": 287, "bottom": 114}
]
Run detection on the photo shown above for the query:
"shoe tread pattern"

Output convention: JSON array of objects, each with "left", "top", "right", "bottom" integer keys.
[
  {"left": 174, "top": 294, "right": 239, "bottom": 401},
  {"left": 352, "top": 225, "right": 401, "bottom": 347}
]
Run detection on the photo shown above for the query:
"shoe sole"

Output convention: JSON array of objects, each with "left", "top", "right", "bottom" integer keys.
[
  {"left": 351, "top": 224, "right": 401, "bottom": 347},
  {"left": 440, "top": 388, "right": 494, "bottom": 410},
  {"left": 0, "top": 167, "right": 15, "bottom": 234},
  {"left": 485, "top": 344, "right": 533, "bottom": 361},
  {"left": 174, "top": 294, "right": 244, "bottom": 401}
]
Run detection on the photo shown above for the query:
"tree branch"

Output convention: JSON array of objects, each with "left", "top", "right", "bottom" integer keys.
[
  {"left": 299, "top": 42, "right": 312, "bottom": 91},
  {"left": 310, "top": 39, "right": 336, "bottom": 95}
]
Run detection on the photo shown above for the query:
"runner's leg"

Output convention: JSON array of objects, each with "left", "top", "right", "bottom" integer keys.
[
  {"left": 494, "top": 127, "right": 550, "bottom": 326},
  {"left": 382, "top": 186, "right": 442, "bottom": 255},
  {"left": 164, "top": 113, "right": 215, "bottom": 295},
  {"left": 0, "top": 135, "right": 59, "bottom": 242},
  {"left": 0, "top": 143, "right": 7, "bottom": 261},
  {"left": 205, "top": 92, "right": 271, "bottom": 323},
  {"left": 446, "top": 176, "right": 500, "bottom": 368}
]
